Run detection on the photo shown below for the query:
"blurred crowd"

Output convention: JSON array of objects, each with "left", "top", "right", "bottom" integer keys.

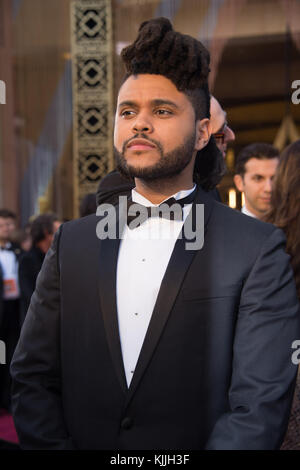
[{"left": 0, "top": 211, "right": 62, "bottom": 411}]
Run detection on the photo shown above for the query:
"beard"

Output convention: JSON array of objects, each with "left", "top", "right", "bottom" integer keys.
[{"left": 114, "top": 131, "right": 196, "bottom": 182}]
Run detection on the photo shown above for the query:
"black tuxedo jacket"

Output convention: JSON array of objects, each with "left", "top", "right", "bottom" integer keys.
[
  {"left": 18, "top": 246, "right": 45, "bottom": 325},
  {"left": 11, "top": 187, "right": 300, "bottom": 449}
]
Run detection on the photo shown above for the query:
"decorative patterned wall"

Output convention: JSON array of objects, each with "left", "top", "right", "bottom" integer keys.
[{"left": 70, "top": 0, "right": 114, "bottom": 216}]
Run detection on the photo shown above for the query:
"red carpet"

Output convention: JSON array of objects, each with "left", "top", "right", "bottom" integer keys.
[{"left": 0, "top": 409, "right": 19, "bottom": 444}]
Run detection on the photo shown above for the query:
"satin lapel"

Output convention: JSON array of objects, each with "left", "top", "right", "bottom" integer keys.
[
  {"left": 98, "top": 203, "right": 128, "bottom": 394},
  {"left": 124, "top": 186, "right": 214, "bottom": 408}
]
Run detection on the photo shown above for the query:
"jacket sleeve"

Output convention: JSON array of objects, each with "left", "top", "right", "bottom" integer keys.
[
  {"left": 18, "top": 254, "right": 38, "bottom": 324},
  {"left": 10, "top": 226, "right": 75, "bottom": 449},
  {"left": 205, "top": 227, "right": 300, "bottom": 450}
]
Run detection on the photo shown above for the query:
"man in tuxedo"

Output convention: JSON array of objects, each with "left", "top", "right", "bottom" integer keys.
[
  {"left": 0, "top": 209, "right": 22, "bottom": 411},
  {"left": 10, "top": 18, "right": 300, "bottom": 450},
  {"left": 18, "top": 213, "right": 61, "bottom": 325}
]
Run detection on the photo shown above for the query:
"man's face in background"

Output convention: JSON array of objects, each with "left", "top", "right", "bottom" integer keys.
[
  {"left": 210, "top": 96, "right": 235, "bottom": 158},
  {"left": 234, "top": 157, "right": 279, "bottom": 219},
  {"left": 0, "top": 217, "right": 16, "bottom": 243}
]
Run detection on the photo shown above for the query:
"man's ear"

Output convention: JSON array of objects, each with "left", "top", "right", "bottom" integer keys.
[
  {"left": 195, "top": 118, "right": 211, "bottom": 151},
  {"left": 233, "top": 174, "right": 244, "bottom": 192}
]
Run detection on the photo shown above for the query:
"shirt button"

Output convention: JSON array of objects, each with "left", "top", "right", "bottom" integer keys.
[{"left": 121, "top": 417, "right": 133, "bottom": 430}]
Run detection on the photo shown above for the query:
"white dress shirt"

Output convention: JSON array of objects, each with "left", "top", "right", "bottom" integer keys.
[
  {"left": 241, "top": 205, "right": 257, "bottom": 218},
  {"left": 0, "top": 243, "right": 20, "bottom": 299},
  {"left": 116, "top": 186, "right": 195, "bottom": 387}
]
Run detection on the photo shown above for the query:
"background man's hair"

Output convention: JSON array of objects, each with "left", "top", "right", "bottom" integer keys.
[
  {"left": 0, "top": 209, "right": 16, "bottom": 219},
  {"left": 120, "top": 17, "right": 224, "bottom": 190},
  {"left": 30, "top": 213, "right": 57, "bottom": 246},
  {"left": 235, "top": 142, "right": 279, "bottom": 177}
]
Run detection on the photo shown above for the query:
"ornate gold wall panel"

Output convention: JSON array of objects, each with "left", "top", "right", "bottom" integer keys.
[{"left": 71, "top": 0, "right": 114, "bottom": 216}]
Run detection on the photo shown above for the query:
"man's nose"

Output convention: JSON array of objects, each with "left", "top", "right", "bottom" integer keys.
[
  {"left": 225, "top": 126, "right": 235, "bottom": 143},
  {"left": 132, "top": 113, "right": 153, "bottom": 134},
  {"left": 264, "top": 179, "right": 273, "bottom": 192}
]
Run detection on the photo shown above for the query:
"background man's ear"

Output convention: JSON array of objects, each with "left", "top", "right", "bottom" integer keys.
[
  {"left": 233, "top": 174, "right": 244, "bottom": 192},
  {"left": 195, "top": 118, "right": 211, "bottom": 150}
]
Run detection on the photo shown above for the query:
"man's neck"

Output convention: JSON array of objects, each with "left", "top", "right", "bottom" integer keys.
[
  {"left": 243, "top": 203, "right": 264, "bottom": 220},
  {"left": 134, "top": 177, "right": 195, "bottom": 205},
  {"left": 0, "top": 239, "right": 9, "bottom": 248},
  {"left": 36, "top": 239, "right": 51, "bottom": 254}
]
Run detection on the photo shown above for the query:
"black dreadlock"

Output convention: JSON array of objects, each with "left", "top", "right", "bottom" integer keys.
[{"left": 122, "top": 18, "right": 209, "bottom": 89}]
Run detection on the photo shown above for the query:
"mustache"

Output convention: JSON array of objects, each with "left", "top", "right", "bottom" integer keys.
[{"left": 122, "top": 133, "right": 163, "bottom": 154}]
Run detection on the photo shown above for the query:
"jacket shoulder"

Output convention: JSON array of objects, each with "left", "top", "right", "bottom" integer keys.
[
  {"left": 56, "top": 215, "right": 100, "bottom": 261},
  {"left": 60, "top": 214, "right": 98, "bottom": 236},
  {"left": 207, "top": 201, "right": 286, "bottom": 265},
  {"left": 211, "top": 201, "right": 277, "bottom": 239}
]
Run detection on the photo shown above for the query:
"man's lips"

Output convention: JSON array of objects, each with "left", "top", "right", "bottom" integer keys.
[
  {"left": 259, "top": 197, "right": 271, "bottom": 203},
  {"left": 126, "top": 139, "right": 156, "bottom": 151}
]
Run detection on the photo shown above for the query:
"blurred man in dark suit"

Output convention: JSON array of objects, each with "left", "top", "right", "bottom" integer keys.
[{"left": 18, "top": 214, "right": 61, "bottom": 325}]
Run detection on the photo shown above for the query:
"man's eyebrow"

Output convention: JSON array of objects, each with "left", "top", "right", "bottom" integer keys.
[
  {"left": 151, "top": 99, "right": 179, "bottom": 109},
  {"left": 118, "top": 99, "right": 180, "bottom": 109},
  {"left": 118, "top": 100, "right": 138, "bottom": 109}
]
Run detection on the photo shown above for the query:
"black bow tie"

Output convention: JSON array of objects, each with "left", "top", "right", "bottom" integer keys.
[{"left": 127, "top": 188, "right": 197, "bottom": 229}]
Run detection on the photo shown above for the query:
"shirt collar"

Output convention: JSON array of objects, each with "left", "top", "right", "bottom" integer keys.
[
  {"left": 241, "top": 205, "right": 257, "bottom": 218},
  {"left": 131, "top": 185, "right": 196, "bottom": 207},
  {"left": 0, "top": 242, "right": 12, "bottom": 250}
]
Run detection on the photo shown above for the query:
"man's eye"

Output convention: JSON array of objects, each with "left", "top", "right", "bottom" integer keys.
[
  {"left": 155, "top": 109, "right": 172, "bottom": 116},
  {"left": 120, "top": 110, "right": 135, "bottom": 117},
  {"left": 253, "top": 176, "right": 263, "bottom": 181}
]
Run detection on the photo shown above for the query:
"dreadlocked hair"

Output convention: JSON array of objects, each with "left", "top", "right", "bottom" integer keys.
[{"left": 121, "top": 17, "right": 210, "bottom": 119}]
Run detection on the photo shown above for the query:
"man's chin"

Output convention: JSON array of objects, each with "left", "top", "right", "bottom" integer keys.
[
  {"left": 258, "top": 202, "right": 271, "bottom": 212},
  {"left": 124, "top": 152, "right": 160, "bottom": 168},
  {"left": 118, "top": 163, "right": 180, "bottom": 181},
  {"left": 116, "top": 162, "right": 154, "bottom": 180},
  {"left": 123, "top": 166, "right": 161, "bottom": 180},
  {"left": 118, "top": 157, "right": 164, "bottom": 179},
  {"left": 256, "top": 206, "right": 270, "bottom": 216}
]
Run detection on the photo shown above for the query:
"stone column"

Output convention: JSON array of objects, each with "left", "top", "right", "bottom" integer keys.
[{"left": 70, "top": 0, "right": 114, "bottom": 217}]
